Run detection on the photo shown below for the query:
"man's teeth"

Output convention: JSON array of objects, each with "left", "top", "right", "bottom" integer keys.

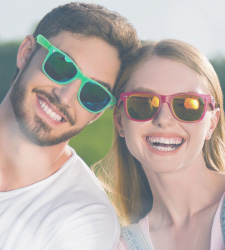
[
  {"left": 147, "top": 137, "right": 183, "bottom": 152},
  {"left": 38, "top": 99, "right": 63, "bottom": 122}
]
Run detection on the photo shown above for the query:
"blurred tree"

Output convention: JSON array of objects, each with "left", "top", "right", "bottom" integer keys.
[
  {"left": 69, "top": 108, "right": 114, "bottom": 166},
  {"left": 210, "top": 58, "right": 225, "bottom": 109},
  {"left": 0, "top": 42, "right": 20, "bottom": 102}
]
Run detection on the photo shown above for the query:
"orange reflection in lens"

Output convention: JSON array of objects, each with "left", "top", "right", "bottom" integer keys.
[
  {"left": 184, "top": 98, "right": 199, "bottom": 109},
  {"left": 151, "top": 96, "right": 159, "bottom": 107}
]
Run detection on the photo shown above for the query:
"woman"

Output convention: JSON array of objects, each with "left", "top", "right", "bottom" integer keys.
[{"left": 95, "top": 40, "right": 225, "bottom": 249}]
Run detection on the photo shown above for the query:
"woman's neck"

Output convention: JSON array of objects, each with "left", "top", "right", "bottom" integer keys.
[{"left": 145, "top": 158, "right": 225, "bottom": 227}]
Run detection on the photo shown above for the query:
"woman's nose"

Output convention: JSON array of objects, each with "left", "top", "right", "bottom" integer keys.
[{"left": 152, "top": 103, "right": 176, "bottom": 128}]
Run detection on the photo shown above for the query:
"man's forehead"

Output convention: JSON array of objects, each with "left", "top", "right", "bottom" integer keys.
[{"left": 47, "top": 31, "right": 120, "bottom": 91}]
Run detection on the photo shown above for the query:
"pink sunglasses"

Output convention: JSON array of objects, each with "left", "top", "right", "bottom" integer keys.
[{"left": 118, "top": 92, "right": 215, "bottom": 123}]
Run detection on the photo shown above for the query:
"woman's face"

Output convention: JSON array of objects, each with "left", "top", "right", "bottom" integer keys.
[{"left": 115, "top": 56, "right": 219, "bottom": 174}]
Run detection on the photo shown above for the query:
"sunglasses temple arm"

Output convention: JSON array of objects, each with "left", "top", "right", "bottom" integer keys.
[
  {"left": 117, "top": 98, "right": 123, "bottom": 107},
  {"left": 36, "top": 35, "right": 52, "bottom": 50},
  {"left": 110, "top": 96, "right": 117, "bottom": 105},
  {"left": 210, "top": 96, "right": 216, "bottom": 109}
]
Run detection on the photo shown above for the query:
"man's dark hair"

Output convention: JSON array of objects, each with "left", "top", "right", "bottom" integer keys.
[
  {"left": 34, "top": 3, "right": 139, "bottom": 61},
  {"left": 13, "top": 2, "right": 140, "bottom": 81}
]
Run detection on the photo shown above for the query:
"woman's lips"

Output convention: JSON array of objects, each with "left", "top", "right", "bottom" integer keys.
[{"left": 146, "top": 136, "right": 185, "bottom": 152}]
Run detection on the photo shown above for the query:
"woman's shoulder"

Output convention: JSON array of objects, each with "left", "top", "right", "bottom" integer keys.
[
  {"left": 211, "top": 171, "right": 225, "bottom": 201},
  {"left": 210, "top": 188, "right": 225, "bottom": 249},
  {"left": 117, "top": 215, "right": 151, "bottom": 250},
  {"left": 220, "top": 190, "right": 225, "bottom": 234}
]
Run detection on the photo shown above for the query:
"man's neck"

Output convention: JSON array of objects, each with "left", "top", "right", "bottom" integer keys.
[{"left": 0, "top": 138, "right": 71, "bottom": 191}]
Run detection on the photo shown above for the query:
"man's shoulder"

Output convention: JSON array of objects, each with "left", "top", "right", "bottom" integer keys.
[
  {"left": 66, "top": 146, "right": 105, "bottom": 190},
  {"left": 54, "top": 147, "right": 113, "bottom": 210},
  {"left": 44, "top": 148, "right": 120, "bottom": 246}
]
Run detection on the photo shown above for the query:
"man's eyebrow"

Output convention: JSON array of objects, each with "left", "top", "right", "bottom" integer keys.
[
  {"left": 60, "top": 49, "right": 77, "bottom": 63},
  {"left": 93, "top": 80, "right": 112, "bottom": 92},
  {"left": 60, "top": 49, "right": 112, "bottom": 92}
]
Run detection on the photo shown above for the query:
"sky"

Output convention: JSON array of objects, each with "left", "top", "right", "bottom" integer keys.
[{"left": 1, "top": 0, "right": 225, "bottom": 59}]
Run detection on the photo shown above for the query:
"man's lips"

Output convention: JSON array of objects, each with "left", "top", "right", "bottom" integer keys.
[
  {"left": 32, "top": 88, "right": 75, "bottom": 125},
  {"left": 38, "top": 97, "right": 64, "bottom": 122}
]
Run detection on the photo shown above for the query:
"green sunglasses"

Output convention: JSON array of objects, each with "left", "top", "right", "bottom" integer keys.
[{"left": 35, "top": 34, "right": 116, "bottom": 113}]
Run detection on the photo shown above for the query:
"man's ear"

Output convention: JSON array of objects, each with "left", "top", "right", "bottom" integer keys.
[
  {"left": 113, "top": 106, "right": 125, "bottom": 137},
  {"left": 17, "top": 35, "right": 36, "bottom": 70},
  {"left": 206, "top": 108, "right": 220, "bottom": 140}
]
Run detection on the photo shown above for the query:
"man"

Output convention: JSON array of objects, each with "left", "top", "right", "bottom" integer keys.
[{"left": 0, "top": 3, "right": 139, "bottom": 249}]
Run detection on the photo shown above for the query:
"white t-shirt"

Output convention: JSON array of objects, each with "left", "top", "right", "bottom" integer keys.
[{"left": 0, "top": 146, "right": 120, "bottom": 250}]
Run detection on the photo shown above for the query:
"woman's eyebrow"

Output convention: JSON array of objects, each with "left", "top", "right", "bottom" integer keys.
[{"left": 131, "top": 87, "right": 156, "bottom": 93}]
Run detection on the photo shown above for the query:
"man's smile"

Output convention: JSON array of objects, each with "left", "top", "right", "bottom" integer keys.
[
  {"left": 38, "top": 97, "right": 64, "bottom": 122},
  {"left": 33, "top": 88, "right": 75, "bottom": 126}
]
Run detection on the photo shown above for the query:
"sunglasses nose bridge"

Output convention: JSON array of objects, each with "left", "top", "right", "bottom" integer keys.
[
  {"left": 160, "top": 95, "right": 172, "bottom": 111},
  {"left": 153, "top": 95, "right": 176, "bottom": 126},
  {"left": 161, "top": 95, "right": 170, "bottom": 104}
]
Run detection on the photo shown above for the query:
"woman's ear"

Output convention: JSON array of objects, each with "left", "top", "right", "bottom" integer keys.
[
  {"left": 113, "top": 106, "right": 125, "bottom": 137},
  {"left": 206, "top": 108, "right": 220, "bottom": 140},
  {"left": 17, "top": 35, "right": 36, "bottom": 70}
]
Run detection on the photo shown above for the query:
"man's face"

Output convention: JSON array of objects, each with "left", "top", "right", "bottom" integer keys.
[{"left": 10, "top": 31, "right": 120, "bottom": 146}]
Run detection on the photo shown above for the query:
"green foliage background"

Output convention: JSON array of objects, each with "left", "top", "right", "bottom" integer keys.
[
  {"left": 1, "top": 41, "right": 225, "bottom": 166},
  {"left": 69, "top": 108, "right": 114, "bottom": 166},
  {"left": 0, "top": 42, "right": 19, "bottom": 102}
]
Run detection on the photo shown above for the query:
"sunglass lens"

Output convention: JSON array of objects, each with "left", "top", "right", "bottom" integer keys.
[
  {"left": 44, "top": 52, "right": 77, "bottom": 83},
  {"left": 172, "top": 95, "right": 205, "bottom": 121},
  {"left": 79, "top": 82, "right": 111, "bottom": 112},
  {"left": 126, "top": 94, "right": 159, "bottom": 120}
]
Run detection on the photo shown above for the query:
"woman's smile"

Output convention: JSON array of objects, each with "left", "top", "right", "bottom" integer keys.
[{"left": 146, "top": 135, "right": 184, "bottom": 152}]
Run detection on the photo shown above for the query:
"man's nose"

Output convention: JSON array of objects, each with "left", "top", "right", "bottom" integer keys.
[{"left": 52, "top": 79, "right": 81, "bottom": 107}]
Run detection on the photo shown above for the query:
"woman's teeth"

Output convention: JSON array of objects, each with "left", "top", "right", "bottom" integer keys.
[
  {"left": 38, "top": 98, "right": 63, "bottom": 122},
  {"left": 146, "top": 136, "right": 183, "bottom": 152}
]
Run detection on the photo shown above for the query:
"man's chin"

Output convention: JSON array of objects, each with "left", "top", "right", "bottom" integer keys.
[
  {"left": 9, "top": 67, "right": 84, "bottom": 147},
  {"left": 18, "top": 122, "right": 83, "bottom": 147}
]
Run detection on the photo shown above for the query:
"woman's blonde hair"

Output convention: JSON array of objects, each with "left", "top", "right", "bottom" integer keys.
[{"left": 94, "top": 40, "right": 225, "bottom": 225}]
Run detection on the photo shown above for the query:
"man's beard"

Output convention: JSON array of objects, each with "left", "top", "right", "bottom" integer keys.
[{"left": 9, "top": 67, "right": 84, "bottom": 146}]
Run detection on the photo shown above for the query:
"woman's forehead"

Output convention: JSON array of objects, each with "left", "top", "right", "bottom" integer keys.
[{"left": 125, "top": 57, "right": 208, "bottom": 94}]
